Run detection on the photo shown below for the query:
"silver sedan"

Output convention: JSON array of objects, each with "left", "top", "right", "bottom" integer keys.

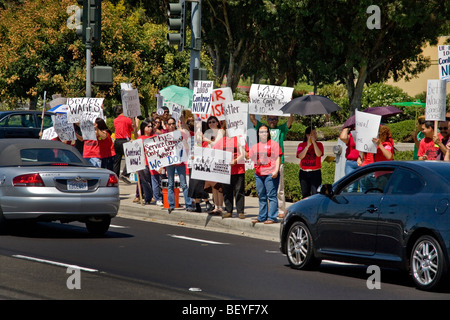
[{"left": 0, "top": 138, "right": 120, "bottom": 236}]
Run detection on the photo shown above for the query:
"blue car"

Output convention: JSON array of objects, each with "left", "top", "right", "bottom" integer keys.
[{"left": 280, "top": 161, "right": 450, "bottom": 291}]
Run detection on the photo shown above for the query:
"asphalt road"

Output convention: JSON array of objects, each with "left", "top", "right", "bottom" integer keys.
[{"left": 0, "top": 216, "right": 448, "bottom": 303}]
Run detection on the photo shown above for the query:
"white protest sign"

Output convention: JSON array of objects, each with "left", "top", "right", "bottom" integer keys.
[
  {"left": 143, "top": 131, "right": 189, "bottom": 171},
  {"left": 354, "top": 110, "right": 381, "bottom": 154},
  {"left": 53, "top": 114, "right": 76, "bottom": 141},
  {"left": 425, "top": 79, "right": 447, "bottom": 121},
  {"left": 66, "top": 98, "right": 104, "bottom": 123},
  {"left": 80, "top": 119, "right": 96, "bottom": 140},
  {"left": 194, "top": 87, "right": 233, "bottom": 121},
  {"left": 438, "top": 45, "right": 450, "bottom": 81},
  {"left": 124, "top": 139, "right": 146, "bottom": 172},
  {"left": 121, "top": 88, "right": 141, "bottom": 118},
  {"left": 41, "top": 127, "right": 58, "bottom": 140},
  {"left": 249, "top": 84, "right": 293, "bottom": 115},
  {"left": 224, "top": 100, "right": 248, "bottom": 138},
  {"left": 192, "top": 80, "right": 214, "bottom": 114},
  {"left": 191, "top": 147, "right": 232, "bottom": 184},
  {"left": 166, "top": 101, "right": 183, "bottom": 122}
]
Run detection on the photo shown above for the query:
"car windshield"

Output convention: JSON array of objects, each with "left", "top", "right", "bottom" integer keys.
[{"left": 20, "top": 148, "right": 84, "bottom": 164}]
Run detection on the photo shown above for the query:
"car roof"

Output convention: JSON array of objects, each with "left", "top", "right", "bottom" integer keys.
[
  {"left": 0, "top": 110, "right": 55, "bottom": 116},
  {"left": 0, "top": 138, "right": 81, "bottom": 166}
]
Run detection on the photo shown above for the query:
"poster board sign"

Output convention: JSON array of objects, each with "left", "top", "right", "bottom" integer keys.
[
  {"left": 224, "top": 100, "right": 248, "bottom": 138},
  {"left": 425, "top": 79, "right": 447, "bottom": 121},
  {"left": 354, "top": 110, "right": 381, "bottom": 154},
  {"left": 249, "top": 84, "right": 293, "bottom": 115},
  {"left": 194, "top": 87, "right": 233, "bottom": 121},
  {"left": 53, "top": 113, "right": 76, "bottom": 141},
  {"left": 41, "top": 127, "right": 58, "bottom": 140},
  {"left": 165, "top": 101, "right": 183, "bottom": 122},
  {"left": 192, "top": 80, "right": 214, "bottom": 114},
  {"left": 121, "top": 88, "right": 141, "bottom": 118},
  {"left": 143, "top": 131, "right": 189, "bottom": 171},
  {"left": 438, "top": 45, "right": 450, "bottom": 81},
  {"left": 190, "top": 147, "right": 232, "bottom": 184},
  {"left": 124, "top": 139, "right": 146, "bottom": 173},
  {"left": 66, "top": 98, "right": 104, "bottom": 124}
]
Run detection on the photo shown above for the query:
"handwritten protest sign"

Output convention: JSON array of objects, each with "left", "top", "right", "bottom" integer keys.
[
  {"left": 249, "top": 84, "right": 293, "bottom": 115},
  {"left": 354, "top": 110, "right": 381, "bottom": 154},
  {"left": 224, "top": 100, "right": 248, "bottom": 138},
  {"left": 143, "top": 131, "right": 189, "bottom": 171},
  {"left": 191, "top": 147, "right": 232, "bottom": 184},
  {"left": 438, "top": 45, "right": 450, "bottom": 81},
  {"left": 192, "top": 81, "right": 213, "bottom": 114},
  {"left": 41, "top": 127, "right": 58, "bottom": 140},
  {"left": 194, "top": 87, "right": 233, "bottom": 121},
  {"left": 123, "top": 139, "right": 146, "bottom": 173},
  {"left": 165, "top": 101, "right": 183, "bottom": 122},
  {"left": 53, "top": 114, "right": 76, "bottom": 141},
  {"left": 66, "top": 98, "right": 104, "bottom": 124},
  {"left": 121, "top": 88, "right": 141, "bottom": 118},
  {"left": 425, "top": 79, "right": 447, "bottom": 121}
]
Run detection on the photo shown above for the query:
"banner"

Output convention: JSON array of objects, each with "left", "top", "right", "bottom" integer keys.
[
  {"left": 192, "top": 80, "right": 214, "bottom": 114},
  {"left": 124, "top": 139, "right": 146, "bottom": 173},
  {"left": 249, "top": 84, "right": 293, "bottom": 115},
  {"left": 190, "top": 147, "right": 232, "bottom": 184},
  {"left": 143, "top": 131, "right": 189, "bottom": 171},
  {"left": 425, "top": 79, "right": 447, "bottom": 121},
  {"left": 354, "top": 110, "right": 381, "bottom": 154}
]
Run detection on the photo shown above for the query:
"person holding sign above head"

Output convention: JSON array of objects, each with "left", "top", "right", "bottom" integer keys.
[
  {"left": 249, "top": 113, "right": 293, "bottom": 218},
  {"left": 113, "top": 105, "right": 138, "bottom": 184},
  {"left": 164, "top": 117, "right": 194, "bottom": 213},
  {"left": 250, "top": 125, "right": 283, "bottom": 224},
  {"left": 296, "top": 127, "right": 324, "bottom": 199},
  {"left": 418, "top": 121, "right": 442, "bottom": 161}
]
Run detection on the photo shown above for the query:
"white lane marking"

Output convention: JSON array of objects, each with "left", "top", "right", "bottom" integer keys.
[
  {"left": 12, "top": 255, "right": 98, "bottom": 273},
  {"left": 168, "top": 234, "right": 229, "bottom": 245}
]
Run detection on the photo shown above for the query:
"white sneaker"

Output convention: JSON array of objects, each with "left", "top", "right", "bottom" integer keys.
[{"left": 156, "top": 200, "right": 163, "bottom": 206}]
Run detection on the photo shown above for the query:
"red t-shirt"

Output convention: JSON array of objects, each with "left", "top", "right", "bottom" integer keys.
[
  {"left": 296, "top": 141, "right": 324, "bottom": 170},
  {"left": 83, "top": 139, "right": 100, "bottom": 158},
  {"left": 418, "top": 135, "right": 442, "bottom": 160},
  {"left": 249, "top": 140, "right": 282, "bottom": 176},
  {"left": 213, "top": 136, "right": 248, "bottom": 175},
  {"left": 345, "top": 134, "right": 359, "bottom": 161},
  {"left": 374, "top": 141, "right": 393, "bottom": 162},
  {"left": 113, "top": 114, "right": 133, "bottom": 139},
  {"left": 98, "top": 132, "right": 115, "bottom": 158}
]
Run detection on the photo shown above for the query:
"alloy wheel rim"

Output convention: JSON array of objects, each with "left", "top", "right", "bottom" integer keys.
[
  {"left": 412, "top": 240, "right": 439, "bottom": 286},
  {"left": 288, "top": 225, "right": 309, "bottom": 265}
]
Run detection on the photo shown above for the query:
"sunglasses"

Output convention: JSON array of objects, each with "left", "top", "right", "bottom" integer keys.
[
  {"left": 168, "top": 122, "right": 176, "bottom": 125},
  {"left": 208, "top": 120, "right": 217, "bottom": 124},
  {"left": 147, "top": 125, "right": 153, "bottom": 128},
  {"left": 439, "top": 127, "right": 448, "bottom": 131}
]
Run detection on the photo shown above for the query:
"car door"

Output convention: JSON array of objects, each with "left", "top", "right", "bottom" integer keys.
[
  {"left": 316, "top": 168, "right": 394, "bottom": 256},
  {"left": 2, "top": 113, "right": 38, "bottom": 138}
]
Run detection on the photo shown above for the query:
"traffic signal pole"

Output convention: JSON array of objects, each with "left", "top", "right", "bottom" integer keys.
[{"left": 189, "top": 0, "right": 201, "bottom": 89}]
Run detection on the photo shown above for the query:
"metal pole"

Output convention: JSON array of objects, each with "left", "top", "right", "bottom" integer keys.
[
  {"left": 85, "top": 0, "right": 92, "bottom": 97},
  {"left": 189, "top": 0, "right": 201, "bottom": 89}
]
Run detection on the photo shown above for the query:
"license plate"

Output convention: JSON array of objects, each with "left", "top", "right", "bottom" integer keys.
[{"left": 67, "top": 179, "right": 88, "bottom": 191}]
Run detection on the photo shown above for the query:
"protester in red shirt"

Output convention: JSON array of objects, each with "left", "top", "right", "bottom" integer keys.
[
  {"left": 113, "top": 105, "right": 137, "bottom": 183},
  {"left": 296, "top": 127, "right": 324, "bottom": 199},
  {"left": 96, "top": 118, "right": 115, "bottom": 171},
  {"left": 373, "top": 125, "right": 394, "bottom": 162},
  {"left": 418, "top": 121, "right": 442, "bottom": 160}
]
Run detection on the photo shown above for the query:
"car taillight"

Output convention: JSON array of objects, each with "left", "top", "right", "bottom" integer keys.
[
  {"left": 107, "top": 174, "right": 118, "bottom": 187},
  {"left": 13, "top": 173, "right": 45, "bottom": 187}
]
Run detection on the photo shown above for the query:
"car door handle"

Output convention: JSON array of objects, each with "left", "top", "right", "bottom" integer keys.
[{"left": 367, "top": 205, "right": 378, "bottom": 213}]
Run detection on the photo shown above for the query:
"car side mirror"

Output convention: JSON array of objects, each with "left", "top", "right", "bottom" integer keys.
[{"left": 318, "top": 184, "right": 334, "bottom": 197}]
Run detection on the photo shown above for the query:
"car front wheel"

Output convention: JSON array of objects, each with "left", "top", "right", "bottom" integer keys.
[
  {"left": 286, "top": 221, "right": 321, "bottom": 270},
  {"left": 411, "top": 235, "right": 447, "bottom": 291},
  {"left": 86, "top": 216, "right": 111, "bottom": 236}
]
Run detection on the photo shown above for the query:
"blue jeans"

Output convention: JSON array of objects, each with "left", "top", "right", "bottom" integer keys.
[
  {"left": 345, "top": 160, "right": 359, "bottom": 192},
  {"left": 151, "top": 173, "right": 162, "bottom": 202},
  {"left": 254, "top": 174, "right": 279, "bottom": 222},
  {"left": 166, "top": 165, "right": 192, "bottom": 209}
]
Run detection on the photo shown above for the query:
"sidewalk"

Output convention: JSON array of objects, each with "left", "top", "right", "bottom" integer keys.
[{"left": 116, "top": 180, "right": 284, "bottom": 242}]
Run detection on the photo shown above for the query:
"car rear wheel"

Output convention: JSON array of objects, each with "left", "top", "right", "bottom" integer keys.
[
  {"left": 86, "top": 216, "right": 111, "bottom": 236},
  {"left": 286, "top": 221, "right": 321, "bottom": 270},
  {"left": 411, "top": 235, "right": 447, "bottom": 291}
]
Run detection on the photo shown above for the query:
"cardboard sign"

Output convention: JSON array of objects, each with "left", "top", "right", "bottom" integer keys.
[
  {"left": 249, "top": 84, "right": 293, "bottom": 115},
  {"left": 190, "top": 147, "right": 232, "bottom": 184},
  {"left": 224, "top": 100, "right": 248, "bottom": 138},
  {"left": 354, "top": 110, "right": 381, "bottom": 154},
  {"left": 124, "top": 139, "right": 146, "bottom": 172},
  {"left": 192, "top": 81, "right": 214, "bottom": 114},
  {"left": 425, "top": 79, "right": 447, "bottom": 121}
]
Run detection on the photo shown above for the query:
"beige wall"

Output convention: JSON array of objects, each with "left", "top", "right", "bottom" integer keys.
[{"left": 387, "top": 36, "right": 450, "bottom": 97}]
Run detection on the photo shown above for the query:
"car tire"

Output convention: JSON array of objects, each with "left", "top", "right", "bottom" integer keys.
[
  {"left": 410, "top": 235, "right": 447, "bottom": 291},
  {"left": 286, "top": 221, "right": 321, "bottom": 270},
  {"left": 86, "top": 216, "right": 111, "bottom": 236}
]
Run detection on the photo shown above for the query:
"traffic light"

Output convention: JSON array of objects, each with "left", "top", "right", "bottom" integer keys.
[
  {"left": 167, "top": 0, "right": 186, "bottom": 51},
  {"left": 76, "top": 0, "right": 102, "bottom": 46}
]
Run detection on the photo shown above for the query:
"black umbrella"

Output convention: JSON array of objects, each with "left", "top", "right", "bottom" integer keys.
[
  {"left": 281, "top": 95, "right": 341, "bottom": 116},
  {"left": 342, "top": 105, "right": 403, "bottom": 128}
]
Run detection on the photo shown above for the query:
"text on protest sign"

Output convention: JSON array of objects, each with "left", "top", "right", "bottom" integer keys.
[
  {"left": 194, "top": 87, "right": 233, "bottom": 121},
  {"left": 143, "top": 131, "right": 189, "bottom": 171},
  {"left": 425, "top": 79, "right": 447, "bottom": 121},
  {"left": 354, "top": 110, "right": 381, "bottom": 154},
  {"left": 53, "top": 114, "right": 76, "bottom": 141},
  {"left": 66, "top": 98, "right": 104, "bottom": 124},
  {"left": 191, "top": 147, "right": 232, "bottom": 184},
  {"left": 192, "top": 81, "right": 214, "bottom": 114},
  {"left": 249, "top": 84, "right": 293, "bottom": 116},
  {"left": 223, "top": 100, "right": 248, "bottom": 138},
  {"left": 438, "top": 45, "right": 450, "bottom": 81},
  {"left": 121, "top": 88, "right": 141, "bottom": 118},
  {"left": 124, "top": 140, "right": 146, "bottom": 173}
]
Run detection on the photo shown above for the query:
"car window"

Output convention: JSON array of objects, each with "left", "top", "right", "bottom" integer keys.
[
  {"left": 388, "top": 169, "right": 424, "bottom": 195},
  {"left": 340, "top": 170, "right": 394, "bottom": 195},
  {"left": 38, "top": 114, "right": 53, "bottom": 129},
  {"left": 20, "top": 148, "right": 84, "bottom": 164},
  {"left": 3, "top": 114, "right": 36, "bottom": 128}
]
